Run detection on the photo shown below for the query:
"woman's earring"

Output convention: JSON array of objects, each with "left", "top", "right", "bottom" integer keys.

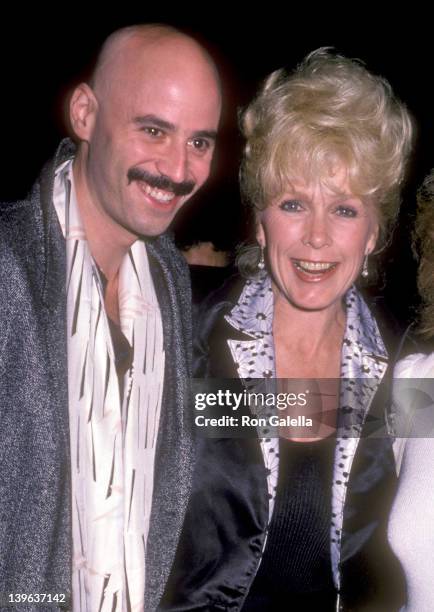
[
  {"left": 258, "top": 245, "right": 265, "bottom": 270},
  {"left": 361, "top": 255, "right": 369, "bottom": 278}
]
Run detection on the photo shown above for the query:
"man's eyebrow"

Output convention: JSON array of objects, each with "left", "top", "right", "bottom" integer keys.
[
  {"left": 133, "top": 116, "right": 217, "bottom": 141},
  {"left": 192, "top": 130, "right": 217, "bottom": 141},
  {"left": 133, "top": 115, "right": 176, "bottom": 131}
]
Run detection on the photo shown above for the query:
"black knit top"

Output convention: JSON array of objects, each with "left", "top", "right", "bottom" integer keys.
[{"left": 242, "top": 437, "right": 337, "bottom": 611}]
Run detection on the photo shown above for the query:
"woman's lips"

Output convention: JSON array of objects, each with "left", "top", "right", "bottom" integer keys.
[{"left": 291, "top": 258, "right": 338, "bottom": 281}]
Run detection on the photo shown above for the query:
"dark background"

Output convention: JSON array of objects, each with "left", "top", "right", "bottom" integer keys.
[{"left": 1, "top": 12, "right": 432, "bottom": 325}]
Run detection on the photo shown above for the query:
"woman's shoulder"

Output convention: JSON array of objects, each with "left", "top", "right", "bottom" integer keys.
[
  {"left": 394, "top": 352, "right": 434, "bottom": 378},
  {"left": 192, "top": 274, "right": 247, "bottom": 377}
]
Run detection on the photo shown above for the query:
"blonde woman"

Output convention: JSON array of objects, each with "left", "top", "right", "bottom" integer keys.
[{"left": 162, "top": 49, "right": 413, "bottom": 611}]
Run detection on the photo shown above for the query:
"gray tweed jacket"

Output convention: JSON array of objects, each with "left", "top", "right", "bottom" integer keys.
[{"left": 0, "top": 139, "right": 194, "bottom": 611}]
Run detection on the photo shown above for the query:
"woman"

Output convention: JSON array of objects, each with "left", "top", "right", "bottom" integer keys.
[
  {"left": 388, "top": 172, "right": 434, "bottom": 611},
  {"left": 161, "top": 49, "right": 413, "bottom": 611}
]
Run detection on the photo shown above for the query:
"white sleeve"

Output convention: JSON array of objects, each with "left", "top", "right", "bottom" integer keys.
[
  {"left": 392, "top": 352, "right": 434, "bottom": 473},
  {"left": 394, "top": 352, "right": 434, "bottom": 379}
]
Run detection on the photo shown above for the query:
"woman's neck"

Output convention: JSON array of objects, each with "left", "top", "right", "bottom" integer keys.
[{"left": 272, "top": 292, "right": 346, "bottom": 379}]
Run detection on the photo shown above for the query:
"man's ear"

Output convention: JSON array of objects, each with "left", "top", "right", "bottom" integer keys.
[{"left": 69, "top": 83, "right": 98, "bottom": 141}]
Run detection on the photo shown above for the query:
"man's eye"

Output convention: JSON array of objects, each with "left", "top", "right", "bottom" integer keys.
[
  {"left": 188, "top": 138, "right": 210, "bottom": 152},
  {"left": 143, "top": 127, "right": 164, "bottom": 137},
  {"left": 279, "top": 199, "right": 303, "bottom": 212},
  {"left": 335, "top": 205, "right": 358, "bottom": 218}
]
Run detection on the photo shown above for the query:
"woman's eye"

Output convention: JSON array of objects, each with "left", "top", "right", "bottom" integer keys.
[
  {"left": 335, "top": 205, "right": 358, "bottom": 218},
  {"left": 279, "top": 199, "right": 303, "bottom": 212}
]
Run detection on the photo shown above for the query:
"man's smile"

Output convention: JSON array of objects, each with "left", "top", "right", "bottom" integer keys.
[
  {"left": 141, "top": 182, "right": 176, "bottom": 202},
  {"left": 136, "top": 180, "right": 181, "bottom": 213}
]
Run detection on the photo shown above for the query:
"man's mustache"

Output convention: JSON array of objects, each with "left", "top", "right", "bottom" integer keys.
[{"left": 127, "top": 167, "right": 195, "bottom": 197}]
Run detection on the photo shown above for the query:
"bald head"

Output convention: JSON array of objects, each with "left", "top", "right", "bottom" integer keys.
[{"left": 91, "top": 25, "right": 220, "bottom": 102}]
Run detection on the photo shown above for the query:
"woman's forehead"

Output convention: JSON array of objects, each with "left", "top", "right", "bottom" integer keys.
[{"left": 274, "top": 168, "right": 357, "bottom": 200}]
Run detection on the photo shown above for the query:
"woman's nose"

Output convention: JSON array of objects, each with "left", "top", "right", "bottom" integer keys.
[{"left": 302, "top": 214, "right": 331, "bottom": 249}]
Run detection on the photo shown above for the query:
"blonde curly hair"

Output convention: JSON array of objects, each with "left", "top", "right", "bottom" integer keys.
[{"left": 238, "top": 48, "right": 414, "bottom": 276}]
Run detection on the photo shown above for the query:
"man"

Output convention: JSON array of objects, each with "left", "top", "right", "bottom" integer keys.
[{"left": 0, "top": 24, "right": 221, "bottom": 611}]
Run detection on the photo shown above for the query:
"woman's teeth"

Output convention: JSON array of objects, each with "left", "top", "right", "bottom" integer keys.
[
  {"left": 143, "top": 183, "right": 175, "bottom": 202},
  {"left": 293, "top": 260, "right": 337, "bottom": 273}
]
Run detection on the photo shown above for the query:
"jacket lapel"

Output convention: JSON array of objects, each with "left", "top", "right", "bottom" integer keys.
[
  {"left": 38, "top": 139, "right": 74, "bottom": 451},
  {"left": 330, "top": 288, "right": 389, "bottom": 587},
  {"left": 226, "top": 275, "right": 275, "bottom": 379},
  {"left": 144, "top": 235, "right": 194, "bottom": 611}
]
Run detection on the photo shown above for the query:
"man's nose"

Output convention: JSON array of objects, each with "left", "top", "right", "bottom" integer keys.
[
  {"left": 156, "top": 141, "right": 188, "bottom": 184},
  {"left": 302, "top": 213, "right": 331, "bottom": 249}
]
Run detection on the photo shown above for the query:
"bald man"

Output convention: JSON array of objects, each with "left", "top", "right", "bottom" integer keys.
[{"left": 0, "top": 25, "right": 221, "bottom": 611}]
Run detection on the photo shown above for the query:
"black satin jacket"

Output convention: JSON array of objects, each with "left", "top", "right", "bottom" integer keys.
[{"left": 160, "top": 277, "right": 407, "bottom": 611}]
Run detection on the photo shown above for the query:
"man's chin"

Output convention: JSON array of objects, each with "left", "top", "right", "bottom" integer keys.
[{"left": 130, "top": 213, "right": 180, "bottom": 238}]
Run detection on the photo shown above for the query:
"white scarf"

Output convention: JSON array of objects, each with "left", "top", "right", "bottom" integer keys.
[{"left": 53, "top": 159, "right": 165, "bottom": 611}]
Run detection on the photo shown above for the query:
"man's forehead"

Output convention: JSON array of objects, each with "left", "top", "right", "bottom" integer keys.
[
  {"left": 102, "top": 64, "right": 220, "bottom": 133},
  {"left": 94, "top": 30, "right": 220, "bottom": 100},
  {"left": 105, "top": 51, "right": 217, "bottom": 105}
]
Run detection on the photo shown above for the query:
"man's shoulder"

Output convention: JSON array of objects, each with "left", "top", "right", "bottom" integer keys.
[
  {"left": 0, "top": 190, "right": 44, "bottom": 256},
  {"left": 0, "top": 138, "right": 75, "bottom": 229},
  {"left": 0, "top": 166, "right": 57, "bottom": 300},
  {"left": 0, "top": 199, "right": 44, "bottom": 295},
  {"left": 0, "top": 193, "right": 39, "bottom": 220},
  {"left": 0, "top": 201, "right": 39, "bottom": 321}
]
